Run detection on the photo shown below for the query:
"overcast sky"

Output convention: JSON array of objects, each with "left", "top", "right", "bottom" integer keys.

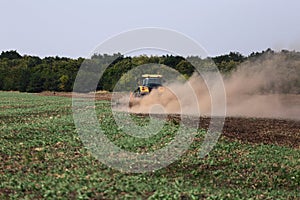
[{"left": 1, "top": 0, "right": 300, "bottom": 58}]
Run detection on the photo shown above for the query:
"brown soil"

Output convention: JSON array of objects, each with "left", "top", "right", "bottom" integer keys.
[
  {"left": 171, "top": 115, "right": 299, "bottom": 149},
  {"left": 39, "top": 91, "right": 113, "bottom": 101},
  {"left": 134, "top": 113, "right": 300, "bottom": 149},
  {"left": 39, "top": 92, "right": 300, "bottom": 149}
]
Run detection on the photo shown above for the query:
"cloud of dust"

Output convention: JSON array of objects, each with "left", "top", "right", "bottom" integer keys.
[
  {"left": 114, "top": 53, "right": 300, "bottom": 120},
  {"left": 224, "top": 53, "right": 300, "bottom": 120}
]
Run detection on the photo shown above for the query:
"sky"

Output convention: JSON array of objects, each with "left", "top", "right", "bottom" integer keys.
[{"left": 1, "top": 0, "right": 300, "bottom": 58}]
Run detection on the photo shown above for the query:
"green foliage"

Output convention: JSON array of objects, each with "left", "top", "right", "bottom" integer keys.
[
  {"left": 59, "top": 75, "right": 69, "bottom": 91},
  {"left": 0, "top": 50, "right": 22, "bottom": 60},
  {"left": 212, "top": 52, "right": 245, "bottom": 73},
  {"left": 0, "top": 92, "right": 299, "bottom": 199},
  {"left": 0, "top": 49, "right": 300, "bottom": 93}
]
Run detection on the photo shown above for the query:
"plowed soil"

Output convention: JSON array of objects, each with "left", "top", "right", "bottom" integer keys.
[
  {"left": 39, "top": 91, "right": 113, "bottom": 101},
  {"left": 40, "top": 91, "right": 300, "bottom": 148},
  {"left": 171, "top": 115, "right": 299, "bottom": 149}
]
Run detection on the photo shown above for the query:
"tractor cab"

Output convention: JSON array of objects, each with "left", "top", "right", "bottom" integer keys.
[
  {"left": 141, "top": 74, "right": 163, "bottom": 89},
  {"left": 132, "top": 74, "right": 163, "bottom": 97},
  {"left": 129, "top": 74, "right": 165, "bottom": 107}
]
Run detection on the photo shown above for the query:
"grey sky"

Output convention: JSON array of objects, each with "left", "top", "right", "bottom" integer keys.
[{"left": 1, "top": 0, "right": 300, "bottom": 58}]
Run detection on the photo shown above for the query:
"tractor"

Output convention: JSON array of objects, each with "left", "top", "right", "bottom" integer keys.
[{"left": 129, "top": 74, "right": 164, "bottom": 107}]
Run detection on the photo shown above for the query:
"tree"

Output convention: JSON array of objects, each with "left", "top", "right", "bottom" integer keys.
[
  {"left": 26, "top": 72, "right": 44, "bottom": 93},
  {"left": 16, "top": 67, "right": 31, "bottom": 92},
  {"left": 175, "top": 60, "right": 194, "bottom": 76},
  {"left": 0, "top": 50, "right": 22, "bottom": 60},
  {"left": 59, "top": 75, "right": 69, "bottom": 91},
  {"left": 0, "top": 49, "right": 299, "bottom": 94}
]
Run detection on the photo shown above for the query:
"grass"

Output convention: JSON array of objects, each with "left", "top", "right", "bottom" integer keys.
[{"left": 0, "top": 91, "right": 299, "bottom": 199}]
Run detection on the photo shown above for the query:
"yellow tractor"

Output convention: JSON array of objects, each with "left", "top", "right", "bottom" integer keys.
[{"left": 129, "top": 74, "right": 164, "bottom": 107}]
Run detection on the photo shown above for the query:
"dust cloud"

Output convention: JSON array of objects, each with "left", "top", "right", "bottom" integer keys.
[
  {"left": 113, "top": 53, "right": 300, "bottom": 120},
  {"left": 223, "top": 53, "right": 300, "bottom": 120}
]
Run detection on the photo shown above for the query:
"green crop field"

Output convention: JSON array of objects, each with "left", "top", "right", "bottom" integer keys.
[{"left": 0, "top": 91, "right": 299, "bottom": 199}]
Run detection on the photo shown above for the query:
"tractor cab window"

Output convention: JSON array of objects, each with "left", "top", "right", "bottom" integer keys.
[{"left": 142, "top": 78, "right": 162, "bottom": 86}]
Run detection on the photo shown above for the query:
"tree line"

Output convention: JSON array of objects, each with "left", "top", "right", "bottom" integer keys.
[{"left": 0, "top": 49, "right": 299, "bottom": 93}]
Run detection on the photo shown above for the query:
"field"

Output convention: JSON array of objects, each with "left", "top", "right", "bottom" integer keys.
[{"left": 0, "top": 91, "right": 299, "bottom": 199}]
